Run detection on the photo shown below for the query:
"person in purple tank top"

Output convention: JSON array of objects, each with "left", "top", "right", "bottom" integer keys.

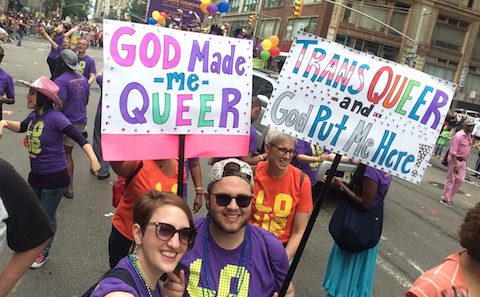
[
  {"left": 90, "top": 190, "right": 196, "bottom": 297},
  {"left": 42, "top": 24, "right": 77, "bottom": 77},
  {"left": 0, "top": 76, "right": 100, "bottom": 269},
  {"left": 177, "top": 158, "right": 294, "bottom": 297},
  {"left": 0, "top": 46, "right": 15, "bottom": 121}
]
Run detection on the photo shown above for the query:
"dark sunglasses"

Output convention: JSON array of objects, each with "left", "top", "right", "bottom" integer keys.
[
  {"left": 212, "top": 193, "right": 252, "bottom": 208},
  {"left": 147, "top": 222, "right": 196, "bottom": 245}
]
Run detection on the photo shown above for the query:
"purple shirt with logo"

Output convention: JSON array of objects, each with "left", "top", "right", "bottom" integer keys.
[
  {"left": 23, "top": 110, "right": 71, "bottom": 174},
  {"left": 48, "top": 34, "right": 65, "bottom": 59},
  {"left": 291, "top": 139, "right": 323, "bottom": 185},
  {"left": 90, "top": 256, "right": 162, "bottom": 297},
  {"left": 180, "top": 217, "right": 289, "bottom": 297},
  {"left": 0, "top": 69, "right": 14, "bottom": 98},
  {"left": 54, "top": 72, "right": 90, "bottom": 125},
  {"left": 78, "top": 55, "right": 96, "bottom": 81},
  {"left": 364, "top": 166, "right": 392, "bottom": 206}
]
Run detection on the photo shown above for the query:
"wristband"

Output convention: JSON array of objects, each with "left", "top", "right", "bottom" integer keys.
[
  {"left": 195, "top": 186, "right": 203, "bottom": 190},
  {"left": 259, "top": 154, "right": 264, "bottom": 161}
]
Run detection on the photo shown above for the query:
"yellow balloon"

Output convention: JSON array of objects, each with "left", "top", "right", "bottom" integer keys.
[
  {"left": 152, "top": 10, "right": 160, "bottom": 20},
  {"left": 201, "top": 0, "right": 211, "bottom": 4},
  {"left": 262, "top": 39, "right": 272, "bottom": 51},
  {"left": 269, "top": 35, "right": 279, "bottom": 47}
]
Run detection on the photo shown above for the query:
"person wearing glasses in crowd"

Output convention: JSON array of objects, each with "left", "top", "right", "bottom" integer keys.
[
  {"left": 90, "top": 190, "right": 196, "bottom": 297},
  {"left": 176, "top": 158, "right": 294, "bottom": 296},
  {"left": 250, "top": 129, "right": 312, "bottom": 260}
]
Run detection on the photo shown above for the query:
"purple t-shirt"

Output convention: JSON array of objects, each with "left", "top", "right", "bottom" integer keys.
[
  {"left": 364, "top": 166, "right": 392, "bottom": 206},
  {"left": 78, "top": 55, "right": 96, "bottom": 81},
  {"left": 249, "top": 124, "right": 258, "bottom": 153},
  {"left": 23, "top": 110, "right": 71, "bottom": 174},
  {"left": 90, "top": 256, "right": 162, "bottom": 297},
  {"left": 48, "top": 34, "right": 64, "bottom": 59},
  {"left": 290, "top": 139, "right": 323, "bottom": 185},
  {"left": 0, "top": 69, "right": 14, "bottom": 98},
  {"left": 180, "top": 217, "right": 289, "bottom": 297},
  {"left": 54, "top": 72, "right": 90, "bottom": 125}
]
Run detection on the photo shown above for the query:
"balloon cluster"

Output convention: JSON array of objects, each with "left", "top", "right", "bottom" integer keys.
[
  {"left": 200, "top": 0, "right": 230, "bottom": 15},
  {"left": 258, "top": 35, "right": 280, "bottom": 60},
  {"left": 148, "top": 10, "right": 168, "bottom": 26}
]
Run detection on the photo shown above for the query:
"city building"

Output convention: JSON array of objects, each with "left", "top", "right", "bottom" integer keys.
[
  {"left": 222, "top": 0, "right": 480, "bottom": 107},
  {"left": 94, "top": 0, "right": 129, "bottom": 19}
]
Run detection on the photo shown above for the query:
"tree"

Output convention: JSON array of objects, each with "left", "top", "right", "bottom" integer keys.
[
  {"left": 125, "top": 0, "right": 147, "bottom": 23},
  {"left": 62, "top": 0, "right": 92, "bottom": 20}
]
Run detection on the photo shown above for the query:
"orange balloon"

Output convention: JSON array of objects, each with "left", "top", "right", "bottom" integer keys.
[
  {"left": 200, "top": 2, "right": 209, "bottom": 13},
  {"left": 157, "top": 15, "right": 166, "bottom": 24},
  {"left": 269, "top": 35, "right": 279, "bottom": 47}
]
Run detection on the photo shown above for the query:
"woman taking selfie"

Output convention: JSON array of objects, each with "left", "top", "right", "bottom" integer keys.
[{"left": 90, "top": 190, "right": 196, "bottom": 297}]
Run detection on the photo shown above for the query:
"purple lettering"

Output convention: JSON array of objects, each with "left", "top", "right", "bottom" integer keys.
[{"left": 220, "top": 88, "right": 241, "bottom": 128}]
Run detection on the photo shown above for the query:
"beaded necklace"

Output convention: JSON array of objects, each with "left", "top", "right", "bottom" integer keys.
[
  {"left": 201, "top": 219, "right": 252, "bottom": 297},
  {"left": 128, "top": 254, "right": 157, "bottom": 297}
]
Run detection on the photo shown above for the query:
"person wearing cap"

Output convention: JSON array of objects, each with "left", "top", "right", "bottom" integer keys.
[
  {"left": 0, "top": 46, "right": 15, "bottom": 121},
  {"left": 0, "top": 76, "right": 100, "bottom": 268},
  {"left": 251, "top": 129, "right": 312, "bottom": 260},
  {"left": 175, "top": 158, "right": 294, "bottom": 297},
  {"left": 0, "top": 158, "right": 53, "bottom": 296},
  {"left": 76, "top": 37, "right": 96, "bottom": 87},
  {"left": 440, "top": 119, "right": 475, "bottom": 207},
  {"left": 54, "top": 49, "right": 91, "bottom": 199}
]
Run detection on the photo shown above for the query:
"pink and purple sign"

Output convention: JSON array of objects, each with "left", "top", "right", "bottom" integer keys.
[{"left": 102, "top": 20, "right": 253, "bottom": 160}]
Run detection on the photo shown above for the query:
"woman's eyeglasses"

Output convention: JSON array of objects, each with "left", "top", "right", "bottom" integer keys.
[
  {"left": 147, "top": 222, "right": 196, "bottom": 245},
  {"left": 271, "top": 143, "right": 297, "bottom": 156},
  {"left": 212, "top": 193, "right": 252, "bottom": 208}
]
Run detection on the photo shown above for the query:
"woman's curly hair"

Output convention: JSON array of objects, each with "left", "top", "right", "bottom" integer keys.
[{"left": 459, "top": 203, "right": 480, "bottom": 262}]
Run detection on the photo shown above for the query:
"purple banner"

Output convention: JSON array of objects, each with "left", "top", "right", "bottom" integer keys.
[{"left": 147, "top": 0, "right": 205, "bottom": 26}]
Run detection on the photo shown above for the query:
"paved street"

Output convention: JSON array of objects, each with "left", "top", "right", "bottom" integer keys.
[{"left": 0, "top": 38, "right": 479, "bottom": 297}]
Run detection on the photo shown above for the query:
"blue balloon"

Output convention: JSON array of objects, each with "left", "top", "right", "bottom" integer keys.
[
  {"left": 148, "top": 17, "right": 157, "bottom": 25},
  {"left": 217, "top": 2, "right": 230, "bottom": 13}
]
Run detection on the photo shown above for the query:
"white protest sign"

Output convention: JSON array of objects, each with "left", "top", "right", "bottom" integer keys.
[
  {"left": 103, "top": 20, "right": 252, "bottom": 136},
  {"left": 262, "top": 31, "right": 457, "bottom": 184}
]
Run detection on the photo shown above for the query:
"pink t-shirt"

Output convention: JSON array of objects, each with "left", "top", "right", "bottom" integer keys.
[
  {"left": 406, "top": 252, "right": 469, "bottom": 297},
  {"left": 449, "top": 130, "right": 472, "bottom": 159}
]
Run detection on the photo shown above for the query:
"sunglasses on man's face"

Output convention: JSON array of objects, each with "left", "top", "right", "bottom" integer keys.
[
  {"left": 212, "top": 193, "right": 253, "bottom": 208},
  {"left": 146, "top": 222, "right": 196, "bottom": 245}
]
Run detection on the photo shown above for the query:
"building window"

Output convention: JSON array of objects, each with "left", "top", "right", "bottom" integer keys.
[
  {"left": 242, "top": 0, "right": 258, "bottom": 12},
  {"left": 290, "top": 0, "right": 322, "bottom": 5},
  {"left": 432, "top": 16, "right": 468, "bottom": 51},
  {"left": 424, "top": 57, "right": 457, "bottom": 82},
  {"left": 473, "top": 35, "right": 480, "bottom": 58},
  {"left": 264, "top": 0, "right": 283, "bottom": 9},
  {"left": 229, "top": 0, "right": 240, "bottom": 13},
  {"left": 389, "top": 3, "right": 409, "bottom": 36},
  {"left": 258, "top": 19, "right": 280, "bottom": 39},
  {"left": 336, "top": 34, "right": 398, "bottom": 61},
  {"left": 285, "top": 17, "right": 318, "bottom": 40}
]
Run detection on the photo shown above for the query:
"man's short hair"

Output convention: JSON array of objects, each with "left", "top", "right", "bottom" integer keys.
[
  {"left": 207, "top": 158, "right": 253, "bottom": 192},
  {"left": 252, "top": 96, "right": 261, "bottom": 109}
]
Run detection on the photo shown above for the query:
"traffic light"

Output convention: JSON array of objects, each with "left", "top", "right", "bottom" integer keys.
[
  {"left": 293, "top": 0, "right": 303, "bottom": 18},
  {"left": 248, "top": 14, "right": 255, "bottom": 28}
]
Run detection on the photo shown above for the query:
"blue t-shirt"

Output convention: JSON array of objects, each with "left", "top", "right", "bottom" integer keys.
[{"left": 180, "top": 217, "right": 289, "bottom": 297}]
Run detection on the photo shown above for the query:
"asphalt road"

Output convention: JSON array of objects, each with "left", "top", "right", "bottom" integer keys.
[{"left": 0, "top": 37, "right": 479, "bottom": 297}]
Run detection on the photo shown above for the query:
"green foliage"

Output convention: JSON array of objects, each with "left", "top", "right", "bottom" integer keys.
[
  {"left": 125, "top": 0, "right": 147, "bottom": 23},
  {"left": 62, "top": 0, "right": 92, "bottom": 20}
]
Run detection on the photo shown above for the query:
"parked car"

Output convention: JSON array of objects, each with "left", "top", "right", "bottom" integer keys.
[
  {"left": 453, "top": 108, "right": 480, "bottom": 123},
  {"left": 252, "top": 69, "right": 357, "bottom": 182}
]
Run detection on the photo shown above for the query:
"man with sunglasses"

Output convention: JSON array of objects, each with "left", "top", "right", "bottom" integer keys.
[
  {"left": 177, "top": 158, "right": 294, "bottom": 297},
  {"left": 251, "top": 129, "right": 312, "bottom": 261}
]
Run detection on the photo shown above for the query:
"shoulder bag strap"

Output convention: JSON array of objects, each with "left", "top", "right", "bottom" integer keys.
[{"left": 125, "top": 160, "right": 144, "bottom": 187}]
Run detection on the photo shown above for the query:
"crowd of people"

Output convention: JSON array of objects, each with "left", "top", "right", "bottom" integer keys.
[{"left": 0, "top": 10, "right": 478, "bottom": 297}]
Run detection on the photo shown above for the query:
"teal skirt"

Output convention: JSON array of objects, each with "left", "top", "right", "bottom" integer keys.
[{"left": 322, "top": 243, "right": 379, "bottom": 297}]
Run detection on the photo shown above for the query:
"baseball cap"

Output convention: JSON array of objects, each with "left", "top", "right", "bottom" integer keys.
[
  {"left": 208, "top": 158, "right": 254, "bottom": 188},
  {"left": 20, "top": 76, "right": 61, "bottom": 105},
  {"left": 59, "top": 49, "right": 80, "bottom": 71},
  {"left": 464, "top": 118, "right": 476, "bottom": 126}
]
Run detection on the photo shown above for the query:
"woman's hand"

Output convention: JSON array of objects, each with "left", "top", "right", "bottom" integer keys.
[
  {"left": 90, "top": 159, "right": 101, "bottom": 176},
  {"left": 193, "top": 193, "right": 203, "bottom": 213},
  {"left": 163, "top": 270, "right": 185, "bottom": 297},
  {"left": 0, "top": 120, "right": 7, "bottom": 139}
]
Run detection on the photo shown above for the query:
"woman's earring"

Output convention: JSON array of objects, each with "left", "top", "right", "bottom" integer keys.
[{"left": 132, "top": 245, "right": 139, "bottom": 261}]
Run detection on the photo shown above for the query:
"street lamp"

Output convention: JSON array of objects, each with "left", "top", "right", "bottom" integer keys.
[{"left": 408, "top": 8, "right": 432, "bottom": 68}]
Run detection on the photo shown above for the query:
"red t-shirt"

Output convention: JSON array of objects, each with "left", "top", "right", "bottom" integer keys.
[
  {"left": 112, "top": 160, "right": 182, "bottom": 240},
  {"left": 406, "top": 252, "right": 469, "bottom": 297},
  {"left": 251, "top": 161, "right": 312, "bottom": 243}
]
